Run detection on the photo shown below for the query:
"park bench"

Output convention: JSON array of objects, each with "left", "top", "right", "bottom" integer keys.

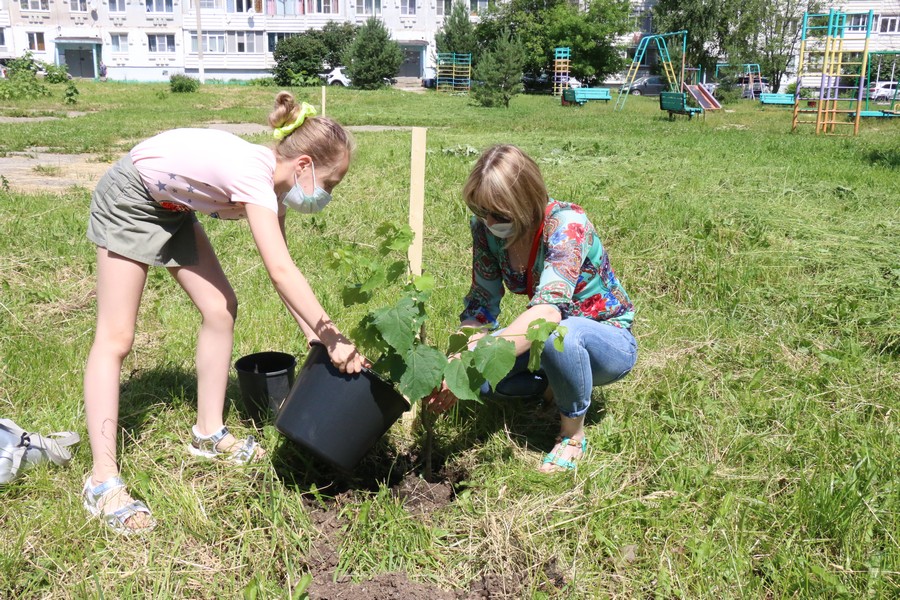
[
  {"left": 659, "top": 92, "right": 703, "bottom": 120},
  {"left": 759, "top": 93, "right": 796, "bottom": 106},
  {"left": 562, "top": 87, "right": 612, "bottom": 106}
]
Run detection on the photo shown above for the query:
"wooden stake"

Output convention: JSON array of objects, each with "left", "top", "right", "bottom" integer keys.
[
  {"left": 402, "top": 127, "right": 427, "bottom": 430},
  {"left": 321, "top": 86, "right": 326, "bottom": 117},
  {"left": 407, "top": 127, "right": 426, "bottom": 277}
]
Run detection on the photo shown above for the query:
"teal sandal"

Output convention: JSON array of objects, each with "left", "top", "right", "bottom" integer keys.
[{"left": 541, "top": 436, "right": 588, "bottom": 471}]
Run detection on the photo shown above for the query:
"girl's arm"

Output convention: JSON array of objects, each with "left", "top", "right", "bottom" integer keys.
[
  {"left": 276, "top": 211, "right": 319, "bottom": 346},
  {"left": 246, "top": 203, "right": 362, "bottom": 373}
]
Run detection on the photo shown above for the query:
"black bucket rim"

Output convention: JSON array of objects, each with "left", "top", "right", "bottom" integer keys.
[
  {"left": 305, "top": 341, "right": 408, "bottom": 406},
  {"left": 234, "top": 351, "right": 297, "bottom": 377}
]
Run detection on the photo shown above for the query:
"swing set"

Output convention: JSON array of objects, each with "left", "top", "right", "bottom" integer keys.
[{"left": 614, "top": 30, "right": 686, "bottom": 111}]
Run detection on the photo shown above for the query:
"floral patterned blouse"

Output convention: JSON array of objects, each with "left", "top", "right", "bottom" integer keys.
[{"left": 460, "top": 200, "right": 635, "bottom": 330}]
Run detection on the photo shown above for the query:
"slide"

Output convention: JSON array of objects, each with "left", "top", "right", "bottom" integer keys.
[{"left": 686, "top": 85, "right": 722, "bottom": 110}]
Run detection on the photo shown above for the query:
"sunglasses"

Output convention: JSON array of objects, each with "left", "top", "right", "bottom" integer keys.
[{"left": 471, "top": 207, "right": 512, "bottom": 223}]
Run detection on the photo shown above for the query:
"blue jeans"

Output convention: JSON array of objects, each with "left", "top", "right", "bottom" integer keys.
[{"left": 486, "top": 318, "right": 637, "bottom": 418}]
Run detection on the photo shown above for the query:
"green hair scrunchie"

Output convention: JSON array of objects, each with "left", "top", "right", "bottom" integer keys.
[{"left": 273, "top": 102, "right": 317, "bottom": 141}]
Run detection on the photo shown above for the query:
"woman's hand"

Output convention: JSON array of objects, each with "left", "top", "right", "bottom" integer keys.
[{"left": 425, "top": 380, "right": 458, "bottom": 414}]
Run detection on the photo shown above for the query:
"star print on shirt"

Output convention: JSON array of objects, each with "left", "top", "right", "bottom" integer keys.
[
  {"left": 186, "top": 184, "right": 195, "bottom": 193},
  {"left": 169, "top": 173, "right": 177, "bottom": 180},
  {"left": 156, "top": 181, "right": 167, "bottom": 192}
]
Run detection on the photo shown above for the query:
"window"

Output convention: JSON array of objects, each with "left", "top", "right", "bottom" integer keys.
[
  {"left": 0, "top": 29, "right": 6, "bottom": 49},
  {"left": 109, "top": 0, "right": 126, "bottom": 12},
  {"left": 146, "top": 0, "right": 174, "bottom": 12},
  {"left": 28, "top": 32, "right": 45, "bottom": 51},
  {"left": 70, "top": 0, "right": 88, "bottom": 11},
  {"left": 20, "top": 0, "right": 49, "bottom": 10},
  {"left": 228, "top": 31, "right": 263, "bottom": 53},
  {"left": 191, "top": 32, "right": 226, "bottom": 53},
  {"left": 436, "top": 0, "right": 450, "bottom": 16},
  {"left": 110, "top": 33, "right": 128, "bottom": 53},
  {"left": 199, "top": 0, "right": 219, "bottom": 7},
  {"left": 274, "top": 0, "right": 296, "bottom": 15},
  {"left": 267, "top": 32, "right": 296, "bottom": 52},
  {"left": 848, "top": 14, "right": 870, "bottom": 32},
  {"left": 400, "top": 0, "right": 414, "bottom": 16},
  {"left": 227, "top": 0, "right": 257, "bottom": 13},
  {"left": 356, "top": 0, "right": 379, "bottom": 15},
  {"left": 879, "top": 16, "right": 899, "bottom": 34},
  {"left": 148, "top": 33, "right": 176, "bottom": 53},
  {"left": 469, "top": 0, "right": 488, "bottom": 15},
  {"left": 308, "top": 0, "right": 337, "bottom": 13}
]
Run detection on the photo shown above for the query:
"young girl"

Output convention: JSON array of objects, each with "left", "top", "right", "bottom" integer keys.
[
  {"left": 83, "top": 91, "right": 364, "bottom": 533},
  {"left": 427, "top": 145, "right": 637, "bottom": 473}
]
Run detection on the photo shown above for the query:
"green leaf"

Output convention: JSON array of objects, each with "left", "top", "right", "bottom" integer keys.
[
  {"left": 399, "top": 344, "right": 447, "bottom": 401},
  {"left": 524, "top": 318, "right": 559, "bottom": 343},
  {"left": 359, "top": 266, "right": 387, "bottom": 293},
  {"left": 341, "top": 284, "right": 371, "bottom": 307},
  {"left": 372, "top": 297, "right": 419, "bottom": 355},
  {"left": 242, "top": 577, "right": 260, "bottom": 600},
  {"left": 293, "top": 573, "right": 313, "bottom": 598},
  {"left": 446, "top": 332, "right": 470, "bottom": 355},
  {"left": 443, "top": 354, "right": 485, "bottom": 401},
  {"left": 413, "top": 273, "right": 435, "bottom": 293},
  {"left": 385, "top": 260, "right": 408, "bottom": 284},
  {"left": 552, "top": 325, "right": 567, "bottom": 353},
  {"left": 376, "top": 222, "right": 415, "bottom": 254},
  {"left": 374, "top": 349, "right": 407, "bottom": 384},
  {"left": 472, "top": 336, "right": 516, "bottom": 388}
]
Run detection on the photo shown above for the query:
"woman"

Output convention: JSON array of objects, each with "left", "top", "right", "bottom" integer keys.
[
  {"left": 82, "top": 92, "right": 364, "bottom": 533},
  {"left": 428, "top": 145, "right": 637, "bottom": 473}
]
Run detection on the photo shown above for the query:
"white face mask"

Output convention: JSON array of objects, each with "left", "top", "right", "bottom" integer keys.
[
  {"left": 282, "top": 161, "right": 332, "bottom": 214},
  {"left": 483, "top": 219, "right": 515, "bottom": 239}
]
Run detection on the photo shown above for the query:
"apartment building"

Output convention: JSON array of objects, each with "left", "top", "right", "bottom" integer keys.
[
  {"left": 0, "top": 1, "right": 896, "bottom": 83},
  {"left": 0, "top": 0, "right": 480, "bottom": 81}
]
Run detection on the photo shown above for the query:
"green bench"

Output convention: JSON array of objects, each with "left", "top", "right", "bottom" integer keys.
[
  {"left": 562, "top": 87, "right": 612, "bottom": 106},
  {"left": 759, "top": 93, "right": 795, "bottom": 106},
  {"left": 659, "top": 92, "right": 703, "bottom": 120}
]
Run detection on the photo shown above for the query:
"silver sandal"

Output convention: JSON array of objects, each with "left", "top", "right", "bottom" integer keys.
[
  {"left": 82, "top": 475, "right": 155, "bottom": 535},
  {"left": 187, "top": 425, "right": 259, "bottom": 464}
]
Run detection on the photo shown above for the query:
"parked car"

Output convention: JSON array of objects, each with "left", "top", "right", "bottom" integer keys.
[
  {"left": 620, "top": 75, "right": 668, "bottom": 96},
  {"left": 736, "top": 75, "right": 771, "bottom": 98},
  {"left": 522, "top": 72, "right": 582, "bottom": 94},
  {"left": 320, "top": 66, "right": 352, "bottom": 87},
  {"left": 868, "top": 82, "right": 898, "bottom": 101}
]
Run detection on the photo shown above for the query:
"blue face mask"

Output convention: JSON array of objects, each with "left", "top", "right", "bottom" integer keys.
[{"left": 282, "top": 161, "right": 332, "bottom": 214}]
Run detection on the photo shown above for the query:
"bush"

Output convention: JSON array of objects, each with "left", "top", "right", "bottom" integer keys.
[
  {"left": 170, "top": 74, "right": 200, "bottom": 93},
  {"left": 272, "top": 34, "right": 328, "bottom": 87},
  {"left": 4, "top": 52, "right": 41, "bottom": 78},
  {"left": 471, "top": 29, "right": 525, "bottom": 108},
  {"left": 345, "top": 18, "right": 402, "bottom": 90},
  {"left": 63, "top": 81, "right": 79, "bottom": 105},
  {"left": 42, "top": 63, "right": 70, "bottom": 84},
  {"left": 0, "top": 71, "right": 51, "bottom": 101},
  {"left": 248, "top": 77, "right": 278, "bottom": 87}
]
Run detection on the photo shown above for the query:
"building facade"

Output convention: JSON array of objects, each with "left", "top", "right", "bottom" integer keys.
[
  {"left": 0, "top": 0, "right": 480, "bottom": 81},
  {"left": 0, "top": 0, "right": 896, "bottom": 82}
]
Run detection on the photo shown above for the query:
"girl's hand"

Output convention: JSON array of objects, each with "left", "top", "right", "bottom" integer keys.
[
  {"left": 322, "top": 334, "right": 368, "bottom": 374},
  {"left": 425, "top": 380, "right": 458, "bottom": 414}
]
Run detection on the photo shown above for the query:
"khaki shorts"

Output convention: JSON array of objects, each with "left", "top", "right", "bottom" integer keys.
[{"left": 87, "top": 154, "right": 199, "bottom": 267}]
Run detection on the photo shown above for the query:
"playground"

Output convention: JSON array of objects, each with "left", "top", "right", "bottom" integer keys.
[{"left": 0, "top": 73, "right": 897, "bottom": 599}]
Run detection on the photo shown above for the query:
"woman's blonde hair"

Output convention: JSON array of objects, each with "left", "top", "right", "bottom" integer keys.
[
  {"left": 268, "top": 91, "right": 355, "bottom": 166},
  {"left": 462, "top": 144, "right": 549, "bottom": 247}
]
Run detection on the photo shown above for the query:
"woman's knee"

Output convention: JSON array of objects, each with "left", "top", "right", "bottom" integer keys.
[{"left": 94, "top": 327, "right": 136, "bottom": 360}]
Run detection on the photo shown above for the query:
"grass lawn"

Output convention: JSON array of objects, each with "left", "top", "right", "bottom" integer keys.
[{"left": 0, "top": 81, "right": 898, "bottom": 599}]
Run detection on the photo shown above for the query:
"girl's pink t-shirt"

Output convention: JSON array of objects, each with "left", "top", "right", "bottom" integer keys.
[{"left": 130, "top": 128, "right": 280, "bottom": 220}]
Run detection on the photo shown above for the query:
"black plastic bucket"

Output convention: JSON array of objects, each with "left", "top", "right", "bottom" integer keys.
[
  {"left": 274, "top": 342, "right": 410, "bottom": 472},
  {"left": 234, "top": 351, "right": 297, "bottom": 423}
]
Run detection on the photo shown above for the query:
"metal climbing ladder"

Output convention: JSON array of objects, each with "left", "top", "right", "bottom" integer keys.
[
  {"left": 615, "top": 30, "right": 686, "bottom": 111},
  {"left": 792, "top": 9, "right": 873, "bottom": 135},
  {"left": 553, "top": 47, "right": 571, "bottom": 97}
]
